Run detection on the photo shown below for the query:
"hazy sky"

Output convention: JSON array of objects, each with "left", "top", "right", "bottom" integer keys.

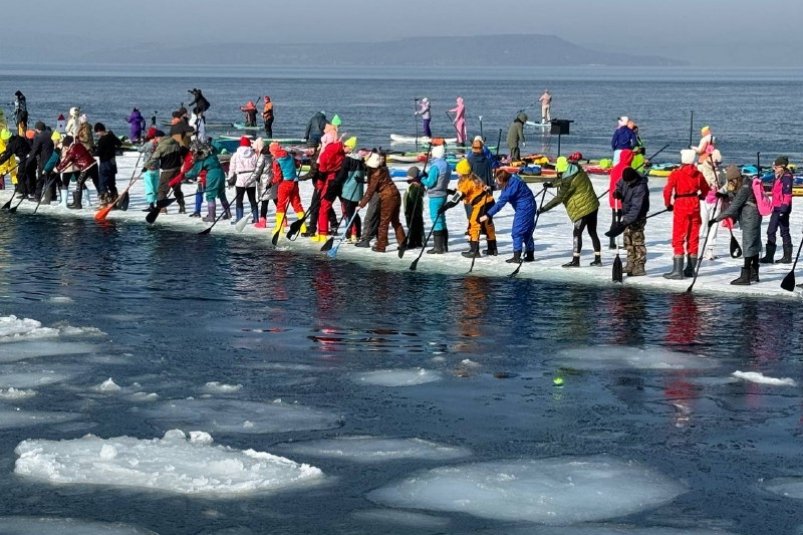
[{"left": 7, "top": 0, "right": 803, "bottom": 66}]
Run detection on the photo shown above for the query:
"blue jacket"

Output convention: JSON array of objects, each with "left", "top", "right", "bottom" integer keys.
[
  {"left": 422, "top": 158, "right": 450, "bottom": 198},
  {"left": 611, "top": 126, "right": 636, "bottom": 151},
  {"left": 467, "top": 151, "right": 494, "bottom": 190},
  {"left": 486, "top": 175, "right": 536, "bottom": 233}
]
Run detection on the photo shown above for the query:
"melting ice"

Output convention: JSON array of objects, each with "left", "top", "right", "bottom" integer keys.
[
  {"left": 281, "top": 436, "right": 471, "bottom": 463},
  {"left": 353, "top": 368, "right": 442, "bottom": 387},
  {"left": 553, "top": 345, "right": 717, "bottom": 371},
  {"left": 0, "top": 516, "right": 156, "bottom": 534}
]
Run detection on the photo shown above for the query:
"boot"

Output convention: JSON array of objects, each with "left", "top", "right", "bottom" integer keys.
[
  {"left": 310, "top": 233, "right": 327, "bottom": 243},
  {"left": 704, "top": 247, "right": 716, "bottom": 261},
  {"left": 483, "top": 240, "right": 498, "bottom": 256},
  {"left": 355, "top": 239, "right": 371, "bottom": 248},
  {"left": 506, "top": 251, "right": 522, "bottom": 264},
  {"left": 202, "top": 201, "right": 216, "bottom": 222},
  {"left": 562, "top": 255, "right": 580, "bottom": 268},
  {"left": 427, "top": 231, "right": 446, "bottom": 254},
  {"left": 67, "top": 190, "right": 82, "bottom": 210},
  {"left": 589, "top": 252, "right": 602, "bottom": 266},
  {"left": 609, "top": 236, "right": 617, "bottom": 250},
  {"left": 663, "top": 256, "right": 685, "bottom": 279},
  {"left": 272, "top": 212, "right": 285, "bottom": 235},
  {"left": 629, "top": 263, "right": 646, "bottom": 277},
  {"left": 41, "top": 188, "right": 52, "bottom": 205},
  {"left": 177, "top": 200, "right": 186, "bottom": 214},
  {"left": 59, "top": 189, "right": 69, "bottom": 209},
  {"left": 443, "top": 229, "right": 449, "bottom": 252},
  {"left": 251, "top": 209, "right": 259, "bottom": 223},
  {"left": 255, "top": 217, "right": 267, "bottom": 229},
  {"left": 730, "top": 267, "right": 751, "bottom": 286},
  {"left": 462, "top": 241, "right": 480, "bottom": 258},
  {"left": 750, "top": 256, "right": 759, "bottom": 283},
  {"left": 776, "top": 244, "right": 793, "bottom": 264},
  {"left": 524, "top": 250, "right": 535, "bottom": 262},
  {"left": 231, "top": 206, "right": 244, "bottom": 225},
  {"left": 759, "top": 243, "right": 776, "bottom": 264},
  {"left": 296, "top": 211, "right": 307, "bottom": 235},
  {"left": 683, "top": 255, "right": 697, "bottom": 278}
]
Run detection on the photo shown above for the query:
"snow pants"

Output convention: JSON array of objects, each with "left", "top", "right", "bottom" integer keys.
[
  {"left": 375, "top": 190, "right": 405, "bottom": 251},
  {"left": 428, "top": 196, "right": 447, "bottom": 232},
  {"left": 277, "top": 180, "right": 303, "bottom": 214},
  {"left": 143, "top": 169, "right": 159, "bottom": 205},
  {"left": 511, "top": 209, "right": 536, "bottom": 253},
  {"left": 671, "top": 200, "right": 702, "bottom": 256},
  {"left": 766, "top": 210, "right": 791, "bottom": 248},
  {"left": 624, "top": 220, "right": 646, "bottom": 270}
]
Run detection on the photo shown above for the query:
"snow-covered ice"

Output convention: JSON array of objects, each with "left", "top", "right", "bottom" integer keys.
[
  {"left": 0, "top": 315, "right": 103, "bottom": 341},
  {"left": 138, "top": 398, "right": 342, "bottom": 434},
  {"left": 93, "top": 378, "right": 123, "bottom": 392},
  {"left": 553, "top": 345, "right": 718, "bottom": 371},
  {"left": 0, "top": 364, "right": 81, "bottom": 388},
  {"left": 353, "top": 368, "right": 443, "bottom": 387},
  {"left": 0, "top": 516, "right": 157, "bottom": 534},
  {"left": 369, "top": 455, "right": 685, "bottom": 525},
  {"left": 500, "top": 526, "right": 739, "bottom": 534},
  {"left": 0, "top": 387, "right": 36, "bottom": 401},
  {"left": 731, "top": 371, "right": 797, "bottom": 386},
  {"left": 202, "top": 381, "right": 243, "bottom": 394},
  {"left": 280, "top": 436, "right": 471, "bottom": 463},
  {"left": 14, "top": 429, "right": 324, "bottom": 497}
]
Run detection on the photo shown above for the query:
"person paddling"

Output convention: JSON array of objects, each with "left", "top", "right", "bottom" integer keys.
[
  {"left": 606, "top": 167, "right": 650, "bottom": 277},
  {"left": 480, "top": 169, "right": 536, "bottom": 263},
  {"left": 240, "top": 100, "right": 258, "bottom": 127}
]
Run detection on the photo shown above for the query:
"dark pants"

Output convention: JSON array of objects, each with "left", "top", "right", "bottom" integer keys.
[
  {"left": 157, "top": 168, "right": 184, "bottom": 207},
  {"left": 235, "top": 186, "right": 257, "bottom": 213},
  {"left": 572, "top": 209, "right": 601, "bottom": 255},
  {"left": 99, "top": 159, "right": 118, "bottom": 197},
  {"left": 766, "top": 211, "right": 791, "bottom": 247},
  {"left": 360, "top": 193, "right": 380, "bottom": 242},
  {"left": 264, "top": 118, "right": 274, "bottom": 138}
]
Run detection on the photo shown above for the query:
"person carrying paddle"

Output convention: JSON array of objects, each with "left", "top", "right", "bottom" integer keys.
[
  {"left": 184, "top": 142, "right": 225, "bottom": 223},
  {"left": 27, "top": 121, "right": 55, "bottom": 202},
  {"left": 481, "top": 169, "right": 536, "bottom": 264},
  {"left": 240, "top": 100, "right": 258, "bottom": 127},
  {"left": 262, "top": 96, "right": 274, "bottom": 138},
  {"left": 455, "top": 158, "right": 496, "bottom": 258},
  {"left": 414, "top": 98, "right": 432, "bottom": 138},
  {"left": 538, "top": 156, "right": 602, "bottom": 267},
  {"left": 403, "top": 166, "right": 425, "bottom": 249},
  {"left": 606, "top": 167, "right": 650, "bottom": 277},
  {"left": 252, "top": 138, "right": 275, "bottom": 229},
  {"left": 421, "top": 143, "right": 451, "bottom": 254},
  {"left": 662, "top": 149, "right": 710, "bottom": 279},
  {"left": 314, "top": 135, "right": 346, "bottom": 243},
  {"left": 759, "top": 156, "right": 794, "bottom": 264},
  {"left": 144, "top": 125, "right": 187, "bottom": 214},
  {"left": 538, "top": 89, "right": 552, "bottom": 123},
  {"left": 0, "top": 129, "right": 31, "bottom": 197},
  {"left": 13, "top": 91, "right": 27, "bottom": 136},
  {"left": 713, "top": 165, "right": 762, "bottom": 285},
  {"left": 607, "top": 149, "right": 634, "bottom": 249},
  {"left": 358, "top": 152, "right": 405, "bottom": 253},
  {"left": 55, "top": 135, "right": 97, "bottom": 209},
  {"left": 270, "top": 141, "right": 306, "bottom": 237},
  {"left": 506, "top": 112, "right": 527, "bottom": 163},
  {"left": 448, "top": 97, "right": 467, "bottom": 146},
  {"left": 227, "top": 136, "right": 259, "bottom": 225},
  {"left": 330, "top": 137, "right": 364, "bottom": 243},
  {"left": 0, "top": 129, "right": 22, "bottom": 190},
  {"left": 94, "top": 122, "right": 122, "bottom": 208}
]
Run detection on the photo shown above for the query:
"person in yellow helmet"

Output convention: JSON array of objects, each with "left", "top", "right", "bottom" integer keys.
[{"left": 456, "top": 158, "right": 497, "bottom": 257}]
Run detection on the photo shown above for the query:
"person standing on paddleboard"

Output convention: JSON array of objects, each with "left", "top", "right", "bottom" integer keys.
[
  {"left": 262, "top": 96, "right": 274, "bottom": 138},
  {"left": 94, "top": 122, "right": 122, "bottom": 208},
  {"left": 448, "top": 97, "right": 467, "bottom": 146},
  {"left": 240, "top": 100, "right": 257, "bottom": 127},
  {"left": 538, "top": 89, "right": 552, "bottom": 123},
  {"left": 455, "top": 158, "right": 496, "bottom": 258},
  {"left": 611, "top": 116, "right": 636, "bottom": 165},
  {"left": 506, "top": 112, "right": 527, "bottom": 163},
  {"left": 415, "top": 98, "right": 432, "bottom": 138}
]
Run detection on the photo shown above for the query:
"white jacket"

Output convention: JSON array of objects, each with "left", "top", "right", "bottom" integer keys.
[{"left": 228, "top": 146, "right": 258, "bottom": 187}]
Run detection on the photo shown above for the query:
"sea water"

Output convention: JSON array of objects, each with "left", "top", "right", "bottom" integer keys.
[{"left": 0, "top": 68, "right": 802, "bottom": 533}]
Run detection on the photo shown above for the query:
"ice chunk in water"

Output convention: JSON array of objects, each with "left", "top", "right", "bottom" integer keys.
[
  {"left": 354, "top": 368, "right": 442, "bottom": 387},
  {"left": 0, "top": 341, "right": 97, "bottom": 363},
  {"left": 0, "top": 365, "right": 81, "bottom": 388},
  {"left": 94, "top": 378, "right": 122, "bottom": 392},
  {"left": 553, "top": 345, "right": 717, "bottom": 371},
  {"left": 139, "top": 398, "right": 342, "bottom": 434},
  {"left": 764, "top": 477, "right": 803, "bottom": 499},
  {"left": 0, "top": 406, "right": 81, "bottom": 429},
  {"left": 369, "top": 455, "right": 685, "bottom": 525},
  {"left": 0, "top": 387, "right": 36, "bottom": 401},
  {"left": 0, "top": 315, "right": 58, "bottom": 339},
  {"left": 14, "top": 429, "right": 324, "bottom": 497},
  {"left": 731, "top": 371, "right": 796, "bottom": 386},
  {"left": 352, "top": 509, "right": 450, "bottom": 529},
  {"left": 202, "top": 381, "right": 243, "bottom": 394},
  {"left": 281, "top": 436, "right": 471, "bottom": 463},
  {"left": 0, "top": 516, "right": 157, "bottom": 534}
]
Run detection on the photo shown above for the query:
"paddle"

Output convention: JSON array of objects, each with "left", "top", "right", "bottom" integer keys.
[
  {"left": 7, "top": 189, "right": 28, "bottom": 213},
  {"left": 145, "top": 196, "right": 176, "bottom": 224},
  {"left": 320, "top": 211, "right": 348, "bottom": 252},
  {"left": 413, "top": 98, "right": 419, "bottom": 152},
  {"left": 398, "top": 145, "right": 433, "bottom": 258},
  {"left": 235, "top": 207, "right": 252, "bottom": 232},
  {"left": 327, "top": 208, "right": 361, "bottom": 258},
  {"left": 32, "top": 174, "right": 61, "bottom": 215},
  {"left": 1, "top": 160, "right": 25, "bottom": 210},
  {"left": 780, "top": 236, "right": 803, "bottom": 291},
  {"left": 729, "top": 229, "right": 742, "bottom": 258},
  {"left": 285, "top": 188, "right": 320, "bottom": 242},
  {"left": 95, "top": 153, "right": 143, "bottom": 221},
  {"left": 409, "top": 209, "right": 445, "bottom": 272},
  {"left": 510, "top": 186, "right": 548, "bottom": 278},
  {"left": 686, "top": 199, "right": 721, "bottom": 293},
  {"left": 612, "top": 242, "right": 623, "bottom": 283}
]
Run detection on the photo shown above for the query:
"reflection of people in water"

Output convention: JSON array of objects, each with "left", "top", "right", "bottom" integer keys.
[
  {"left": 605, "top": 287, "right": 647, "bottom": 347},
  {"left": 663, "top": 293, "right": 702, "bottom": 428},
  {"left": 451, "top": 276, "right": 490, "bottom": 357}
]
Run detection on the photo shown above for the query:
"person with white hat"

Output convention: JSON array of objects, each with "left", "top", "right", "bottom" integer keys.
[
  {"left": 358, "top": 152, "right": 405, "bottom": 253},
  {"left": 421, "top": 143, "right": 451, "bottom": 253}
]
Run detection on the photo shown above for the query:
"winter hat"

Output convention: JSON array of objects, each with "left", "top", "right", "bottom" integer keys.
[
  {"left": 622, "top": 167, "right": 640, "bottom": 182},
  {"left": 144, "top": 127, "right": 158, "bottom": 141},
  {"left": 700, "top": 126, "right": 711, "bottom": 135},
  {"left": 0, "top": 129, "right": 11, "bottom": 141},
  {"left": 774, "top": 155, "right": 789, "bottom": 167},
  {"left": 680, "top": 149, "right": 696, "bottom": 165},
  {"left": 471, "top": 138, "right": 484, "bottom": 153},
  {"left": 344, "top": 136, "right": 357, "bottom": 151},
  {"left": 239, "top": 136, "right": 252, "bottom": 148},
  {"left": 455, "top": 158, "right": 472, "bottom": 176},
  {"left": 34, "top": 121, "right": 46, "bottom": 131},
  {"left": 555, "top": 156, "right": 569, "bottom": 174},
  {"left": 253, "top": 137, "right": 265, "bottom": 154},
  {"left": 51, "top": 131, "right": 62, "bottom": 143},
  {"left": 269, "top": 141, "right": 282, "bottom": 157},
  {"left": 69, "top": 107, "right": 79, "bottom": 116},
  {"left": 93, "top": 122, "right": 106, "bottom": 133},
  {"left": 331, "top": 114, "right": 342, "bottom": 127},
  {"left": 79, "top": 114, "right": 88, "bottom": 124},
  {"left": 617, "top": 116, "right": 629, "bottom": 127},
  {"left": 431, "top": 145, "right": 445, "bottom": 159},
  {"left": 365, "top": 152, "right": 383, "bottom": 169},
  {"left": 63, "top": 135, "right": 74, "bottom": 146},
  {"left": 725, "top": 164, "right": 741, "bottom": 181},
  {"left": 406, "top": 166, "right": 420, "bottom": 181},
  {"left": 25, "top": 129, "right": 35, "bottom": 140}
]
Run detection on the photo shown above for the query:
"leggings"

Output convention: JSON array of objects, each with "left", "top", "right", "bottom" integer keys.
[
  {"left": 341, "top": 199, "right": 362, "bottom": 238},
  {"left": 572, "top": 209, "right": 601, "bottom": 255}
]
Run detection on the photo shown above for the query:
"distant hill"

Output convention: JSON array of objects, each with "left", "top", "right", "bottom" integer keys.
[{"left": 2, "top": 34, "right": 683, "bottom": 67}]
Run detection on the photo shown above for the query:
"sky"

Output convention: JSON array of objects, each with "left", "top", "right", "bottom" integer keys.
[{"left": 5, "top": 0, "right": 803, "bottom": 67}]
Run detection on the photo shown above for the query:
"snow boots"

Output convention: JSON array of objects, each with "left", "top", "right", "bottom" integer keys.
[
  {"left": 589, "top": 252, "right": 602, "bottom": 266},
  {"left": 202, "top": 200, "right": 216, "bottom": 222},
  {"left": 683, "top": 255, "right": 697, "bottom": 278},
  {"left": 427, "top": 231, "right": 447, "bottom": 254},
  {"left": 483, "top": 240, "right": 498, "bottom": 256},
  {"left": 524, "top": 250, "right": 535, "bottom": 262},
  {"left": 505, "top": 251, "right": 521, "bottom": 264},
  {"left": 67, "top": 190, "right": 82, "bottom": 210},
  {"left": 759, "top": 243, "right": 776, "bottom": 264},
  {"left": 750, "top": 256, "right": 760, "bottom": 282},
  {"left": 663, "top": 255, "right": 685, "bottom": 279},
  {"left": 462, "top": 241, "right": 480, "bottom": 258},
  {"left": 59, "top": 189, "right": 69, "bottom": 209},
  {"left": 562, "top": 255, "right": 581, "bottom": 268},
  {"left": 251, "top": 209, "right": 259, "bottom": 224},
  {"left": 777, "top": 244, "right": 793, "bottom": 264},
  {"left": 272, "top": 212, "right": 285, "bottom": 235},
  {"left": 254, "top": 217, "right": 267, "bottom": 229},
  {"left": 731, "top": 256, "right": 757, "bottom": 285}
]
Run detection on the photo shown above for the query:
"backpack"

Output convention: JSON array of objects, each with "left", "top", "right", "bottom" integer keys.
[{"left": 752, "top": 178, "right": 773, "bottom": 217}]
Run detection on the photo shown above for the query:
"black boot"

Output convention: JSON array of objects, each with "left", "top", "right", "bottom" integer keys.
[
  {"left": 663, "top": 256, "right": 685, "bottom": 279},
  {"left": 506, "top": 251, "right": 522, "bottom": 264},
  {"left": 776, "top": 244, "right": 793, "bottom": 264},
  {"left": 730, "top": 267, "right": 751, "bottom": 285},
  {"left": 562, "top": 256, "right": 581, "bottom": 268},
  {"left": 589, "top": 252, "right": 602, "bottom": 266},
  {"left": 524, "top": 250, "right": 535, "bottom": 262},
  {"left": 760, "top": 243, "right": 776, "bottom": 264},
  {"left": 609, "top": 236, "right": 617, "bottom": 250},
  {"left": 683, "top": 255, "right": 697, "bottom": 278},
  {"left": 427, "top": 231, "right": 446, "bottom": 254},
  {"left": 462, "top": 241, "right": 480, "bottom": 258},
  {"left": 67, "top": 190, "right": 83, "bottom": 209},
  {"left": 750, "top": 256, "right": 759, "bottom": 283},
  {"left": 483, "top": 240, "right": 498, "bottom": 256},
  {"left": 443, "top": 229, "right": 449, "bottom": 252}
]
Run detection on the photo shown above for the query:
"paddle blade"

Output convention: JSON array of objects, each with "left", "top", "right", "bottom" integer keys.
[
  {"left": 198, "top": 226, "right": 213, "bottom": 235},
  {"left": 397, "top": 239, "right": 408, "bottom": 258},
  {"left": 320, "top": 237, "right": 335, "bottom": 252},
  {"left": 156, "top": 197, "right": 176, "bottom": 209},
  {"left": 781, "top": 271, "right": 796, "bottom": 292},
  {"left": 730, "top": 234, "right": 742, "bottom": 258},
  {"left": 612, "top": 253, "right": 623, "bottom": 283},
  {"left": 327, "top": 245, "right": 339, "bottom": 259},
  {"left": 145, "top": 207, "right": 161, "bottom": 224},
  {"left": 509, "top": 261, "right": 523, "bottom": 278},
  {"left": 235, "top": 216, "right": 250, "bottom": 233},
  {"left": 1, "top": 198, "right": 12, "bottom": 210},
  {"left": 286, "top": 219, "right": 304, "bottom": 240},
  {"left": 409, "top": 258, "right": 420, "bottom": 271},
  {"left": 94, "top": 204, "right": 114, "bottom": 221},
  {"left": 117, "top": 191, "right": 130, "bottom": 211},
  {"left": 271, "top": 230, "right": 280, "bottom": 247}
]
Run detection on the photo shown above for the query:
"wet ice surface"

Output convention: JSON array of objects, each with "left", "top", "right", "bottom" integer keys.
[
  {"left": 0, "top": 405, "right": 81, "bottom": 429},
  {"left": 552, "top": 345, "right": 718, "bottom": 371},
  {"left": 14, "top": 429, "right": 324, "bottom": 496},
  {"left": 0, "top": 516, "right": 157, "bottom": 534},
  {"left": 502, "top": 526, "right": 740, "bottom": 534},
  {"left": 369, "top": 455, "right": 685, "bottom": 524},
  {"left": 280, "top": 436, "right": 471, "bottom": 462},
  {"left": 764, "top": 478, "right": 803, "bottom": 500},
  {"left": 353, "top": 368, "right": 443, "bottom": 386},
  {"left": 351, "top": 508, "right": 450, "bottom": 529}
]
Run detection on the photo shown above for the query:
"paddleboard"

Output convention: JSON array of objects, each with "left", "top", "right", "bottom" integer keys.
[
  {"left": 232, "top": 122, "right": 261, "bottom": 131},
  {"left": 390, "top": 134, "right": 457, "bottom": 145}
]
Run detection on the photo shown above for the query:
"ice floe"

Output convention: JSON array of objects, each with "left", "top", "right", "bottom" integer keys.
[
  {"left": 0, "top": 405, "right": 81, "bottom": 429},
  {"left": 352, "top": 509, "right": 450, "bottom": 529},
  {"left": 369, "top": 455, "right": 685, "bottom": 525},
  {"left": 353, "top": 368, "right": 443, "bottom": 387},
  {"left": 731, "top": 371, "right": 797, "bottom": 386},
  {"left": 0, "top": 387, "right": 36, "bottom": 401},
  {"left": 138, "top": 398, "right": 342, "bottom": 434},
  {"left": 280, "top": 436, "right": 471, "bottom": 463},
  {"left": 764, "top": 477, "right": 803, "bottom": 499},
  {"left": 0, "top": 365, "right": 81, "bottom": 388},
  {"left": 0, "top": 315, "right": 103, "bottom": 341},
  {"left": 14, "top": 429, "right": 324, "bottom": 497},
  {"left": 202, "top": 382, "right": 243, "bottom": 394},
  {"left": 0, "top": 516, "right": 157, "bottom": 534},
  {"left": 553, "top": 345, "right": 717, "bottom": 371},
  {"left": 501, "top": 525, "right": 739, "bottom": 534},
  {"left": 94, "top": 378, "right": 123, "bottom": 392}
]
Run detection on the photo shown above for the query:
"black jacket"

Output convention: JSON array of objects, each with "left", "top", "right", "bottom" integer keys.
[
  {"left": 616, "top": 174, "right": 650, "bottom": 226},
  {"left": 0, "top": 135, "right": 31, "bottom": 167},
  {"left": 304, "top": 112, "right": 327, "bottom": 143},
  {"left": 95, "top": 131, "right": 122, "bottom": 162},
  {"left": 29, "top": 129, "right": 54, "bottom": 168}
]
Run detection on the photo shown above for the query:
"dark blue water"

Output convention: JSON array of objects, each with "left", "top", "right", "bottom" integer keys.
[
  {"left": 2, "top": 65, "right": 803, "bottom": 164},
  {"left": 1, "top": 208, "right": 802, "bottom": 533}
]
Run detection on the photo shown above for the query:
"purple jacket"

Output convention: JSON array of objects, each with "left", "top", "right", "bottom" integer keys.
[{"left": 127, "top": 110, "right": 145, "bottom": 139}]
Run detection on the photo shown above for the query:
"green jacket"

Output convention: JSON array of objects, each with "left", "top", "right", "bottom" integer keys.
[{"left": 540, "top": 164, "right": 599, "bottom": 221}]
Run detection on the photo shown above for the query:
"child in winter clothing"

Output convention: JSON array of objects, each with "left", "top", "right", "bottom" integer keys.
[
  {"left": 662, "top": 149, "right": 710, "bottom": 279},
  {"left": 227, "top": 136, "right": 258, "bottom": 224},
  {"left": 539, "top": 156, "right": 602, "bottom": 267},
  {"left": 455, "top": 158, "right": 496, "bottom": 258},
  {"left": 714, "top": 165, "right": 763, "bottom": 285},
  {"left": 760, "top": 156, "right": 794, "bottom": 264},
  {"left": 606, "top": 167, "right": 650, "bottom": 276},
  {"left": 481, "top": 169, "right": 536, "bottom": 263},
  {"left": 404, "top": 166, "right": 425, "bottom": 249}
]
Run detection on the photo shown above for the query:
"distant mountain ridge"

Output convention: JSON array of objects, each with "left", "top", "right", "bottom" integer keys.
[{"left": 2, "top": 34, "right": 683, "bottom": 67}]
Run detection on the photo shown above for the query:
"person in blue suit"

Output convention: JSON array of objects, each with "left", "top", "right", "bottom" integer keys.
[{"left": 480, "top": 169, "right": 536, "bottom": 263}]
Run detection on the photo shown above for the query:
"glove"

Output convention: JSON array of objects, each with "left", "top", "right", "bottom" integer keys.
[
  {"left": 666, "top": 204, "right": 673, "bottom": 212},
  {"left": 543, "top": 182, "right": 553, "bottom": 188},
  {"left": 613, "top": 190, "right": 623, "bottom": 200},
  {"left": 605, "top": 223, "right": 626, "bottom": 238},
  {"left": 715, "top": 191, "right": 729, "bottom": 199},
  {"left": 708, "top": 219, "right": 717, "bottom": 228},
  {"left": 227, "top": 176, "right": 236, "bottom": 187},
  {"left": 699, "top": 193, "right": 707, "bottom": 200},
  {"left": 446, "top": 188, "right": 456, "bottom": 195}
]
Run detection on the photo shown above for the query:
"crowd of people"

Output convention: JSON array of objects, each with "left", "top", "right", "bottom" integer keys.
[{"left": 0, "top": 89, "right": 798, "bottom": 289}]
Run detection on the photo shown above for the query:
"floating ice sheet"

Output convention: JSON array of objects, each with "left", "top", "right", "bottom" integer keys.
[
  {"left": 139, "top": 398, "right": 342, "bottom": 434},
  {"left": 353, "top": 368, "right": 443, "bottom": 387},
  {"left": 0, "top": 405, "right": 81, "bottom": 429},
  {"left": 764, "top": 477, "right": 803, "bottom": 499},
  {"left": 202, "top": 382, "right": 243, "bottom": 394},
  {"left": 14, "top": 429, "right": 324, "bottom": 497},
  {"left": 502, "top": 525, "right": 739, "bottom": 534},
  {"left": 281, "top": 436, "right": 470, "bottom": 463},
  {"left": 0, "top": 387, "right": 36, "bottom": 401},
  {"left": 0, "top": 315, "right": 102, "bottom": 341},
  {"left": 352, "top": 509, "right": 450, "bottom": 529},
  {"left": 0, "top": 516, "right": 157, "bottom": 534},
  {"left": 732, "top": 371, "right": 796, "bottom": 386},
  {"left": 0, "top": 364, "right": 81, "bottom": 388},
  {"left": 369, "top": 455, "right": 685, "bottom": 525},
  {"left": 553, "top": 345, "right": 717, "bottom": 371}
]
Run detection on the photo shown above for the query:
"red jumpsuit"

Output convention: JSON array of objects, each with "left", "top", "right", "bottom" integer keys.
[
  {"left": 316, "top": 141, "right": 345, "bottom": 236},
  {"left": 663, "top": 164, "right": 710, "bottom": 256}
]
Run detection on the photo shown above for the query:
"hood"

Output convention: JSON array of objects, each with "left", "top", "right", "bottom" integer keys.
[
  {"left": 237, "top": 146, "right": 255, "bottom": 158},
  {"left": 69, "top": 107, "right": 80, "bottom": 117},
  {"left": 618, "top": 149, "right": 634, "bottom": 167},
  {"left": 456, "top": 97, "right": 464, "bottom": 106},
  {"left": 516, "top": 112, "right": 528, "bottom": 123}
]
